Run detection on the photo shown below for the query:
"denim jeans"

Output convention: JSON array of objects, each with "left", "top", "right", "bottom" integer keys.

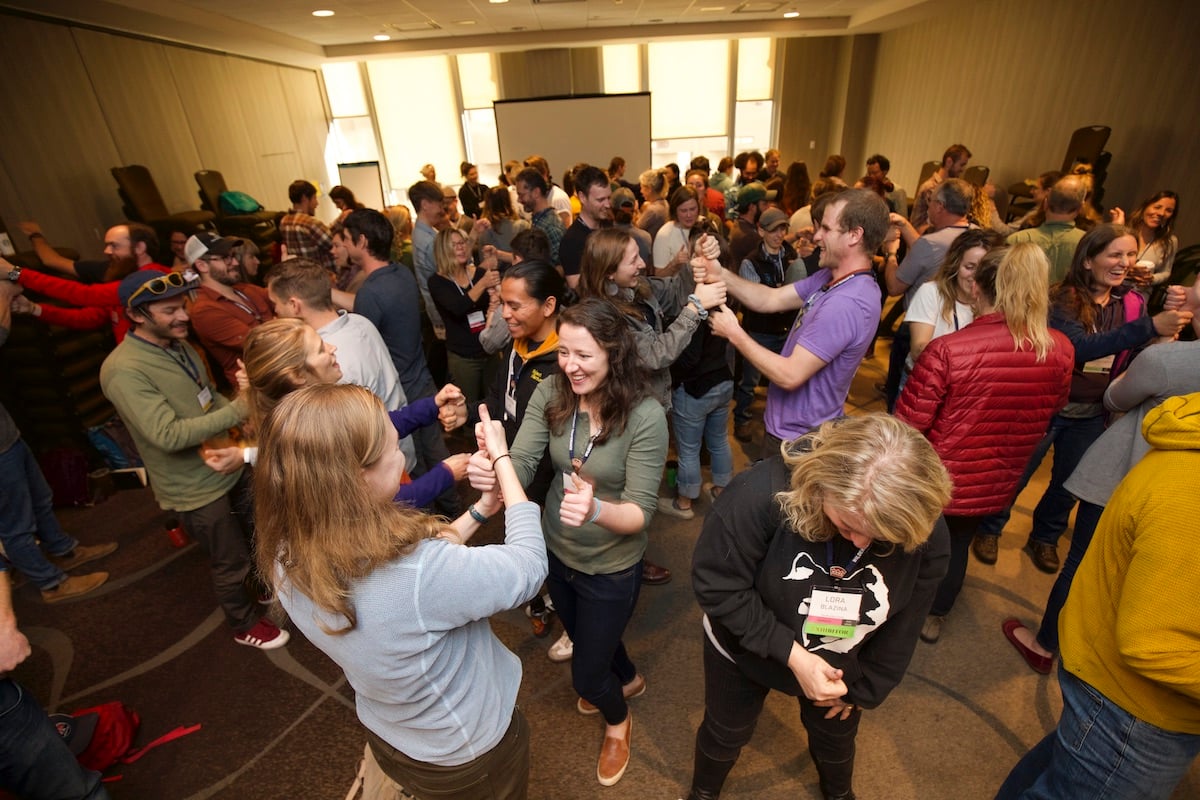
[
  {"left": 733, "top": 331, "right": 787, "bottom": 425},
  {"left": 0, "top": 678, "right": 110, "bottom": 799},
  {"left": 977, "top": 414, "right": 1103, "bottom": 545},
  {"left": 1035, "top": 501, "right": 1104, "bottom": 653},
  {"left": 0, "top": 438, "right": 77, "bottom": 590},
  {"left": 546, "top": 550, "right": 642, "bottom": 726},
  {"left": 672, "top": 381, "right": 735, "bottom": 499},
  {"left": 995, "top": 666, "right": 1200, "bottom": 800},
  {"left": 692, "top": 636, "right": 861, "bottom": 800}
]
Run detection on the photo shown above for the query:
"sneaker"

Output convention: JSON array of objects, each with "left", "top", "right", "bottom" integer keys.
[
  {"left": 597, "top": 713, "right": 632, "bottom": 786},
  {"left": 51, "top": 542, "right": 118, "bottom": 572},
  {"left": 578, "top": 674, "right": 646, "bottom": 715},
  {"left": 234, "top": 618, "right": 290, "bottom": 650},
  {"left": 548, "top": 631, "right": 573, "bottom": 662},
  {"left": 971, "top": 535, "right": 999, "bottom": 566},
  {"left": 41, "top": 572, "right": 108, "bottom": 603},
  {"left": 920, "top": 615, "right": 943, "bottom": 644},
  {"left": 656, "top": 496, "right": 695, "bottom": 520},
  {"left": 1024, "top": 541, "right": 1060, "bottom": 574}
]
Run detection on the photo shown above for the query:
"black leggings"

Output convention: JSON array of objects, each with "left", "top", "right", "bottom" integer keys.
[{"left": 690, "top": 635, "right": 862, "bottom": 800}]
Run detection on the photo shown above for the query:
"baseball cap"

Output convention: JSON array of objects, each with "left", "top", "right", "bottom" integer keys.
[
  {"left": 611, "top": 187, "right": 637, "bottom": 209},
  {"left": 184, "top": 232, "right": 242, "bottom": 266},
  {"left": 118, "top": 269, "right": 199, "bottom": 309},
  {"left": 758, "top": 208, "right": 790, "bottom": 232},
  {"left": 737, "top": 181, "right": 777, "bottom": 209},
  {"left": 49, "top": 711, "right": 99, "bottom": 757}
]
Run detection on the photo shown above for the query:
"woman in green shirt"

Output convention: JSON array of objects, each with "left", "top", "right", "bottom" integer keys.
[{"left": 470, "top": 298, "right": 668, "bottom": 787}]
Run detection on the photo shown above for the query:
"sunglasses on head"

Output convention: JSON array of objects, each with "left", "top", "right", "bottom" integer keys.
[{"left": 127, "top": 271, "right": 192, "bottom": 308}]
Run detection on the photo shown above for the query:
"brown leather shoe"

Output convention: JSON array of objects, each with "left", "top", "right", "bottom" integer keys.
[
  {"left": 641, "top": 560, "right": 672, "bottom": 585},
  {"left": 1024, "top": 541, "right": 1060, "bottom": 574},
  {"left": 971, "top": 535, "right": 999, "bottom": 565},
  {"left": 733, "top": 423, "right": 753, "bottom": 443},
  {"left": 41, "top": 572, "right": 108, "bottom": 603},
  {"left": 578, "top": 674, "right": 646, "bottom": 715},
  {"left": 51, "top": 542, "right": 118, "bottom": 572},
  {"left": 597, "top": 714, "right": 632, "bottom": 786}
]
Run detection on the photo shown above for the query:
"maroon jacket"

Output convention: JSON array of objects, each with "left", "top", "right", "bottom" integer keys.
[{"left": 895, "top": 312, "right": 1074, "bottom": 517}]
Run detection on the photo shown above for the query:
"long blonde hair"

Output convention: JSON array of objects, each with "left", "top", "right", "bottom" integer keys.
[
  {"left": 433, "top": 228, "right": 470, "bottom": 278},
  {"left": 254, "top": 384, "right": 445, "bottom": 635},
  {"left": 242, "top": 318, "right": 315, "bottom": 432},
  {"left": 974, "top": 243, "right": 1055, "bottom": 361},
  {"left": 776, "top": 415, "right": 951, "bottom": 554}
]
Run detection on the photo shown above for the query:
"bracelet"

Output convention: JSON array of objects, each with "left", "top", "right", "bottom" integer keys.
[
  {"left": 468, "top": 504, "right": 490, "bottom": 524},
  {"left": 28, "top": 232, "right": 43, "bottom": 241},
  {"left": 492, "top": 452, "right": 512, "bottom": 466},
  {"left": 586, "top": 498, "right": 603, "bottom": 525},
  {"left": 686, "top": 293, "right": 709, "bottom": 321}
]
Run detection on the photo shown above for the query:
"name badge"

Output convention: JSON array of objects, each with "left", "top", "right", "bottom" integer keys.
[
  {"left": 504, "top": 390, "right": 518, "bottom": 419},
  {"left": 197, "top": 386, "right": 213, "bottom": 411},
  {"left": 1083, "top": 354, "right": 1115, "bottom": 375},
  {"left": 467, "top": 310, "right": 486, "bottom": 333},
  {"left": 802, "top": 587, "right": 863, "bottom": 639}
]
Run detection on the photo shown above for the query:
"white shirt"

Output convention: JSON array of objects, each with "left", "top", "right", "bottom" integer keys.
[{"left": 904, "top": 281, "right": 974, "bottom": 370}]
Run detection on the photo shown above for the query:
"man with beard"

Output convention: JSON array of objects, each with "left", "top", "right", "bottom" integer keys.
[
  {"left": 557, "top": 165, "right": 612, "bottom": 289},
  {"left": 700, "top": 190, "right": 886, "bottom": 457},
  {"left": 101, "top": 271, "right": 287, "bottom": 650},
  {"left": 515, "top": 168, "right": 566, "bottom": 268},
  {"left": 186, "top": 233, "right": 274, "bottom": 387},
  {"left": 0, "top": 223, "right": 167, "bottom": 342},
  {"left": 910, "top": 144, "right": 971, "bottom": 233}
]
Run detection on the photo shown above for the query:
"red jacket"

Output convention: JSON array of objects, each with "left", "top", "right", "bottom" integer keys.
[{"left": 895, "top": 312, "right": 1074, "bottom": 517}]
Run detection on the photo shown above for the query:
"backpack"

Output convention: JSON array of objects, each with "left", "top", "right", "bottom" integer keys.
[
  {"left": 219, "top": 190, "right": 264, "bottom": 215},
  {"left": 52, "top": 701, "right": 201, "bottom": 773}
]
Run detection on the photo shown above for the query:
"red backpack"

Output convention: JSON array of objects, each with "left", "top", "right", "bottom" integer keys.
[{"left": 52, "top": 702, "right": 200, "bottom": 773}]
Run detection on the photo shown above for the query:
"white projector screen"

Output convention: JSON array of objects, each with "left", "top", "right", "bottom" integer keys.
[{"left": 493, "top": 93, "right": 651, "bottom": 183}]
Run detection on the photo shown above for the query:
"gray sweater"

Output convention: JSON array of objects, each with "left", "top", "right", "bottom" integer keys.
[
  {"left": 277, "top": 501, "right": 547, "bottom": 766},
  {"left": 1065, "top": 340, "right": 1200, "bottom": 506}
]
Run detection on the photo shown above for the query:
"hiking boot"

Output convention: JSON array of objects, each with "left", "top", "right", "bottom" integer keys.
[
  {"left": 971, "top": 535, "right": 999, "bottom": 565},
  {"left": 233, "top": 618, "right": 290, "bottom": 650},
  {"left": 51, "top": 542, "right": 118, "bottom": 572},
  {"left": 920, "top": 615, "right": 943, "bottom": 644},
  {"left": 41, "top": 572, "right": 108, "bottom": 603},
  {"left": 1024, "top": 541, "right": 1060, "bottom": 574}
]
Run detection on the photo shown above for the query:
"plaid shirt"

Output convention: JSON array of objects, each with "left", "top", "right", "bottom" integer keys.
[{"left": 280, "top": 212, "right": 334, "bottom": 271}]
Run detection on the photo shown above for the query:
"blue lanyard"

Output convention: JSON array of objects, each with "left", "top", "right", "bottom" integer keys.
[
  {"left": 826, "top": 540, "right": 867, "bottom": 580},
  {"left": 568, "top": 408, "right": 600, "bottom": 473},
  {"left": 129, "top": 333, "right": 203, "bottom": 388}
]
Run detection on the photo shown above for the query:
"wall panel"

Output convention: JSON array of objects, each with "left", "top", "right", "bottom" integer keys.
[
  {"left": 862, "top": 0, "right": 1200, "bottom": 243},
  {"left": 71, "top": 29, "right": 202, "bottom": 215},
  {"left": 775, "top": 37, "right": 841, "bottom": 171},
  {"left": 0, "top": 17, "right": 123, "bottom": 252}
]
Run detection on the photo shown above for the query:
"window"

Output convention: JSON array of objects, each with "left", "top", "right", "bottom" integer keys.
[
  {"left": 647, "top": 40, "right": 730, "bottom": 140},
  {"left": 602, "top": 44, "right": 641, "bottom": 94}
]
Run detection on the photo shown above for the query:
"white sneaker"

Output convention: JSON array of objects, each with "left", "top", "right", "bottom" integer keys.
[{"left": 548, "top": 631, "right": 574, "bottom": 662}]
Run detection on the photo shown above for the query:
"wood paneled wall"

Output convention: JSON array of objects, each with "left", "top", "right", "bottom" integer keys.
[
  {"left": 498, "top": 47, "right": 603, "bottom": 100},
  {"left": 0, "top": 13, "right": 329, "bottom": 256},
  {"left": 860, "top": 0, "right": 1200, "bottom": 244}
]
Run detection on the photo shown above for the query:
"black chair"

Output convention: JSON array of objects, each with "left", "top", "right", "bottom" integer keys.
[
  {"left": 963, "top": 165, "right": 989, "bottom": 188},
  {"left": 1060, "top": 125, "right": 1111, "bottom": 174},
  {"left": 110, "top": 165, "right": 215, "bottom": 240},
  {"left": 194, "top": 169, "right": 282, "bottom": 268}
]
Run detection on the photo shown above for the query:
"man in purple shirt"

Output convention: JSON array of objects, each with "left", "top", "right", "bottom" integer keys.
[{"left": 705, "top": 189, "right": 886, "bottom": 456}]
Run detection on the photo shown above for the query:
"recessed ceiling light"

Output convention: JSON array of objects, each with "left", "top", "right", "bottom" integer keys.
[
  {"left": 490, "top": 0, "right": 509, "bottom": 4},
  {"left": 700, "top": 5, "right": 726, "bottom": 10},
  {"left": 456, "top": 19, "right": 477, "bottom": 25},
  {"left": 312, "top": 9, "right": 335, "bottom": 17},
  {"left": 373, "top": 33, "right": 391, "bottom": 40},
  {"left": 783, "top": 10, "right": 799, "bottom": 17}
]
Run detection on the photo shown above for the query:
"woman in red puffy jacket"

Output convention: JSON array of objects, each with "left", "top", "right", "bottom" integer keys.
[{"left": 894, "top": 243, "right": 1075, "bottom": 644}]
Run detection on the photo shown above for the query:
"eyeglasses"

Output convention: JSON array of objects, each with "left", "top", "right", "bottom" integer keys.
[
  {"left": 126, "top": 271, "right": 193, "bottom": 308},
  {"left": 203, "top": 254, "right": 235, "bottom": 263}
]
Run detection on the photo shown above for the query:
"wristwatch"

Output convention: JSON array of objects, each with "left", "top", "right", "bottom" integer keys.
[
  {"left": 6, "top": 266, "right": 21, "bottom": 282},
  {"left": 687, "top": 293, "right": 709, "bottom": 320}
]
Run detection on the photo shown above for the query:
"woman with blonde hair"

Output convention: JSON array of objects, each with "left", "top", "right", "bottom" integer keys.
[
  {"left": 257, "top": 384, "right": 546, "bottom": 799},
  {"left": 895, "top": 243, "right": 1076, "bottom": 643},
  {"left": 239, "top": 318, "right": 468, "bottom": 510},
  {"left": 687, "top": 414, "right": 952, "bottom": 800},
  {"left": 636, "top": 168, "right": 670, "bottom": 242},
  {"left": 429, "top": 227, "right": 501, "bottom": 419},
  {"left": 383, "top": 205, "right": 414, "bottom": 271}
]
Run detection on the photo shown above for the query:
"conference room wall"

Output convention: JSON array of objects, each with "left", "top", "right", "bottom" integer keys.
[
  {"left": 861, "top": 0, "right": 1200, "bottom": 245},
  {"left": 0, "top": 13, "right": 330, "bottom": 257}
]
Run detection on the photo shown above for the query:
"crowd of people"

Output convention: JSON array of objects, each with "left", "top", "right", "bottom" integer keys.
[{"left": 1, "top": 145, "right": 1196, "bottom": 800}]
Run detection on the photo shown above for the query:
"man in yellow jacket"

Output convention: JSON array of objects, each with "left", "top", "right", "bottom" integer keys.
[{"left": 995, "top": 392, "right": 1200, "bottom": 799}]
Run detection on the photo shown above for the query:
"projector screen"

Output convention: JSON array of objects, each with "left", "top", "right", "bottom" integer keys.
[{"left": 494, "top": 93, "right": 651, "bottom": 182}]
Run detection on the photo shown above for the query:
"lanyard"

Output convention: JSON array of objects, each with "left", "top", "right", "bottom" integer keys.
[
  {"left": 505, "top": 347, "right": 528, "bottom": 418},
  {"left": 794, "top": 269, "right": 873, "bottom": 332},
  {"left": 825, "top": 540, "right": 867, "bottom": 580},
  {"left": 568, "top": 407, "right": 601, "bottom": 473},
  {"left": 454, "top": 272, "right": 476, "bottom": 296},
  {"left": 225, "top": 288, "right": 262, "bottom": 321},
  {"left": 129, "top": 333, "right": 204, "bottom": 388}
]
